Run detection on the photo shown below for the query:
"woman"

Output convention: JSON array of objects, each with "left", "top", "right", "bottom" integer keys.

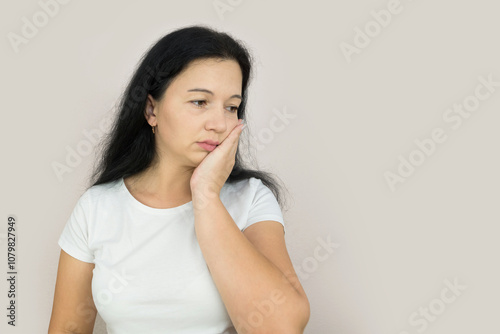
[{"left": 48, "top": 25, "right": 310, "bottom": 334}]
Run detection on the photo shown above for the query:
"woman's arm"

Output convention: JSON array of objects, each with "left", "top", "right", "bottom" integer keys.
[
  {"left": 193, "top": 196, "right": 310, "bottom": 334},
  {"left": 48, "top": 250, "right": 97, "bottom": 334}
]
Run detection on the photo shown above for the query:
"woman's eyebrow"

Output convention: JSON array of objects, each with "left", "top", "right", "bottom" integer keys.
[{"left": 187, "top": 88, "right": 242, "bottom": 100}]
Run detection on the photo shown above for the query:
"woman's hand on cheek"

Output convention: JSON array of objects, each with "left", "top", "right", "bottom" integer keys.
[{"left": 190, "top": 119, "right": 246, "bottom": 205}]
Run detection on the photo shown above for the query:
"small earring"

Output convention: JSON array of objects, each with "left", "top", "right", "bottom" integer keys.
[{"left": 152, "top": 125, "right": 155, "bottom": 134}]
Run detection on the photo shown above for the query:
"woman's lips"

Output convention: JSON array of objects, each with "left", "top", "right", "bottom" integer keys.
[{"left": 197, "top": 142, "right": 217, "bottom": 151}]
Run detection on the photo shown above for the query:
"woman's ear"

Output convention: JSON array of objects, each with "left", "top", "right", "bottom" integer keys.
[{"left": 144, "top": 94, "right": 157, "bottom": 126}]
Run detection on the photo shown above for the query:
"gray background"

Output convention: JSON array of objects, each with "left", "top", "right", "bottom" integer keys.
[{"left": 1, "top": 0, "right": 499, "bottom": 333}]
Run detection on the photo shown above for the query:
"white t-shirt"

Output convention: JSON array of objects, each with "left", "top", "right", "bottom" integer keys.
[{"left": 58, "top": 176, "right": 285, "bottom": 334}]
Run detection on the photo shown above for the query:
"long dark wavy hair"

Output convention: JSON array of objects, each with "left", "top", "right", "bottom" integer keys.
[{"left": 88, "top": 24, "right": 289, "bottom": 212}]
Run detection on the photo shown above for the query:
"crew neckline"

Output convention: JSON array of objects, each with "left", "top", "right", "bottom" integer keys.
[{"left": 119, "top": 177, "right": 193, "bottom": 215}]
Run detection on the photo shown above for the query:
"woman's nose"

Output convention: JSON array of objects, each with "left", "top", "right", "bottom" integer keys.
[{"left": 205, "top": 107, "right": 229, "bottom": 132}]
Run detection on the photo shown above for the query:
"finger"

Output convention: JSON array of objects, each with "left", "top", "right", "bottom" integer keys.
[
  {"left": 217, "top": 121, "right": 244, "bottom": 151},
  {"left": 233, "top": 125, "right": 244, "bottom": 149},
  {"left": 230, "top": 124, "right": 244, "bottom": 147},
  {"left": 225, "top": 122, "right": 245, "bottom": 144},
  {"left": 220, "top": 124, "right": 241, "bottom": 154},
  {"left": 233, "top": 121, "right": 245, "bottom": 137}
]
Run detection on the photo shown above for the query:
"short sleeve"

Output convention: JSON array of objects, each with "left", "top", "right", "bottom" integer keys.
[
  {"left": 243, "top": 178, "right": 285, "bottom": 235},
  {"left": 58, "top": 192, "right": 94, "bottom": 263}
]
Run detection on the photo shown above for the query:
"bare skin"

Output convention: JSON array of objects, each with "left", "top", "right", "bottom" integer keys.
[{"left": 124, "top": 57, "right": 242, "bottom": 209}]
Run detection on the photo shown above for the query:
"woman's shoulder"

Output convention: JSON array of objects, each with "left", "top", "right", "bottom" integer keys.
[
  {"left": 222, "top": 177, "right": 267, "bottom": 201},
  {"left": 81, "top": 178, "right": 123, "bottom": 203}
]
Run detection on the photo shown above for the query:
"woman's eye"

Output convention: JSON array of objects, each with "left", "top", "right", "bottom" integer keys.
[
  {"left": 192, "top": 100, "right": 207, "bottom": 108},
  {"left": 192, "top": 100, "right": 238, "bottom": 113}
]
